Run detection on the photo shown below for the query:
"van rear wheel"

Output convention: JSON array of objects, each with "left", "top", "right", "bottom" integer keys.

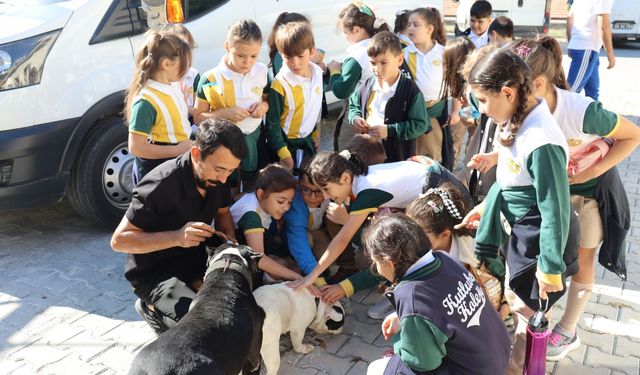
[{"left": 67, "top": 117, "right": 134, "bottom": 227}]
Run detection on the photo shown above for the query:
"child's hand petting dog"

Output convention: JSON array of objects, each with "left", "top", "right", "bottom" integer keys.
[
  {"left": 320, "top": 284, "right": 346, "bottom": 304},
  {"left": 305, "top": 284, "right": 322, "bottom": 298}
]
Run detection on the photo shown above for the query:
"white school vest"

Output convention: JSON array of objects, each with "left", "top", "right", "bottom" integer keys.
[{"left": 206, "top": 58, "right": 268, "bottom": 134}]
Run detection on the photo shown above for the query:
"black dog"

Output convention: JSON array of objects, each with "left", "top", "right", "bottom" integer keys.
[{"left": 128, "top": 244, "right": 265, "bottom": 375}]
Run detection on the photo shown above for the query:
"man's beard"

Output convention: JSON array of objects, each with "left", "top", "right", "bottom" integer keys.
[{"left": 195, "top": 176, "right": 222, "bottom": 191}]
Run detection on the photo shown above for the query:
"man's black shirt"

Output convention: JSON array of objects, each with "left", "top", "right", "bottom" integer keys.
[{"left": 124, "top": 152, "right": 232, "bottom": 300}]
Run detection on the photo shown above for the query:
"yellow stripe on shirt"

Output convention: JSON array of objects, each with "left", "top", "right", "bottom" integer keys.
[
  {"left": 286, "top": 85, "right": 305, "bottom": 139},
  {"left": 204, "top": 72, "right": 227, "bottom": 110},
  {"left": 146, "top": 87, "right": 188, "bottom": 142},
  {"left": 349, "top": 207, "right": 379, "bottom": 216},
  {"left": 222, "top": 76, "right": 236, "bottom": 108},
  {"left": 365, "top": 91, "right": 376, "bottom": 122},
  {"left": 408, "top": 52, "right": 417, "bottom": 79}
]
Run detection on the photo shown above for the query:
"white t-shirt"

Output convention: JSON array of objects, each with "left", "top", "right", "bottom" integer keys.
[{"left": 568, "top": 0, "right": 612, "bottom": 51}]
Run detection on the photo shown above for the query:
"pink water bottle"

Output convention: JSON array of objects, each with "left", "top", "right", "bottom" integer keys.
[
  {"left": 567, "top": 138, "right": 614, "bottom": 177},
  {"left": 523, "top": 300, "right": 549, "bottom": 375}
]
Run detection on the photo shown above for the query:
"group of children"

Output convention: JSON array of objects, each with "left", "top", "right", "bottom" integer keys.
[{"left": 123, "top": 1, "right": 640, "bottom": 374}]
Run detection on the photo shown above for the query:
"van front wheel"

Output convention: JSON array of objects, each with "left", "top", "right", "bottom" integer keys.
[{"left": 67, "top": 117, "right": 134, "bottom": 227}]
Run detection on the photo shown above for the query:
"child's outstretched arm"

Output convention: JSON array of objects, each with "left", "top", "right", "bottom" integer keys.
[
  {"left": 287, "top": 213, "right": 369, "bottom": 289},
  {"left": 258, "top": 256, "right": 300, "bottom": 280}
]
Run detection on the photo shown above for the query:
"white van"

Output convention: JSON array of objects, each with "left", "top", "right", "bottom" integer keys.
[
  {"left": 610, "top": 0, "right": 640, "bottom": 42},
  {"left": 0, "top": 0, "right": 442, "bottom": 226}
]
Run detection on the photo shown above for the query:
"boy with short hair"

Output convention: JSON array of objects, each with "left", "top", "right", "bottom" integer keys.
[
  {"left": 489, "top": 15, "right": 514, "bottom": 47},
  {"left": 266, "top": 22, "right": 324, "bottom": 173},
  {"left": 465, "top": 0, "right": 493, "bottom": 48},
  {"left": 348, "top": 31, "right": 429, "bottom": 163}
]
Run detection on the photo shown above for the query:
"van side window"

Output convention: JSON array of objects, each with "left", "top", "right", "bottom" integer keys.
[
  {"left": 187, "top": 0, "right": 229, "bottom": 20},
  {"left": 135, "top": 0, "right": 230, "bottom": 31}
]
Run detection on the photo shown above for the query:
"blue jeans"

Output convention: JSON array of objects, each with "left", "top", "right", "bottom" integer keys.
[{"left": 567, "top": 49, "right": 600, "bottom": 100}]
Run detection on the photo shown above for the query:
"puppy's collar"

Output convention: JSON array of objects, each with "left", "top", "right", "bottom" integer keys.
[
  {"left": 207, "top": 255, "right": 254, "bottom": 290},
  {"left": 311, "top": 297, "right": 324, "bottom": 327}
]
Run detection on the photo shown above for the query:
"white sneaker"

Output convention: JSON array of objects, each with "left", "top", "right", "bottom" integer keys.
[{"left": 367, "top": 299, "right": 394, "bottom": 320}]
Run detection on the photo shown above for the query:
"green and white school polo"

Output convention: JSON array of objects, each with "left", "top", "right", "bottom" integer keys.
[
  {"left": 349, "top": 161, "right": 427, "bottom": 215},
  {"left": 196, "top": 56, "right": 268, "bottom": 134},
  {"left": 230, "top": 193, "right": 272, "bottom": 235},
  {"left": 404, "top": 42, "right": 444, "bottom": 102},
  {"left": 496, "top": 100, "right": 568, "bottom": 188},
  {"left": 130, "top": 80, "right": 192, "bottom": 144},
  {"left": 271, "top": 63, "right": 324, "bottom": 139},
  {"left": 552, "top": 86, "right": 619, "bottom": 150}
]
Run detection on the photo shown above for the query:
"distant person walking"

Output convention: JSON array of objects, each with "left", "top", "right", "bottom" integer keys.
[{"left": 566, "top": 0, "right": 615, "bottom": 100}]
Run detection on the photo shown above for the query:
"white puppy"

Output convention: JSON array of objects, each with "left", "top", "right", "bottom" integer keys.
[{"left": 254, "top": 283, "right": 345, "bottom": 375}]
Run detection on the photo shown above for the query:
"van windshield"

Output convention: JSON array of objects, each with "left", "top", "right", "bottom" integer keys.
[
  {"left": 0, "top": 0, "right": 69, "bottom": 5},
  {"left": 0, "top": 0, "right": 69, "bottom": 14}
]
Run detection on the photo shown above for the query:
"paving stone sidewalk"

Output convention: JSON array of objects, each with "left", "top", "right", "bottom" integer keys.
[{"left": 1, "top": 48, "right": 639, "bottom": 374}]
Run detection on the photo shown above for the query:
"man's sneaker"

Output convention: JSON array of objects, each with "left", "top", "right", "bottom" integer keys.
[
  {"left": 134, "top": 298, "right": 169, "bottom": 335},
  {"left": 367, "top": 299, "right": 395, "bottom": 320},
  {"left": 546, "top": 325, "right": 581, "bottom": 361}
]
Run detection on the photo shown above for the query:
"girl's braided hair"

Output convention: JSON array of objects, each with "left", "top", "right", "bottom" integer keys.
[{"left": 468, "top": 48, "right": 532, "bottom": 147}]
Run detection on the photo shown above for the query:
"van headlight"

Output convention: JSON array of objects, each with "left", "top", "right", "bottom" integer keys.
[{"left": 0, "top": 29, "right": 61, "bottom": 92}]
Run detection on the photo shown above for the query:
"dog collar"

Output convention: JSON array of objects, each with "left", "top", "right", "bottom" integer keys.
[
  {"left": 311, "top": 297, "right": 324, "bottom": 327},
  {"left": 207, "top": 255, "right": 254, "bottom": 290}
]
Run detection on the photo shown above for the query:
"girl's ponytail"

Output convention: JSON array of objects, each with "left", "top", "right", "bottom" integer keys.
[
  {"left": 509, "top": 37, "right": 569, "bottom": 93},
  {"left": 411, "top": 7, "right": 446, "bottom": 46},
  {"left": 537, "top": 36, "right": 570, "bottom": 90},
  {"left": 339, "top": 2, "right": 389, "bottom": 37},
  {"left": 372, "top": 16, "right": 391, "bottom": 34},
  {"left": 124, "top": 29, "right": 191, "bottom": 123},
  {"left": 406, "top": 182, "right": 473, "bottom": 238},
  {"left": 309, "top": 151, "right": 368, "bottom": 187},
  {"left": 338, "top": 150, "right": 369, "bottom": 176}
]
